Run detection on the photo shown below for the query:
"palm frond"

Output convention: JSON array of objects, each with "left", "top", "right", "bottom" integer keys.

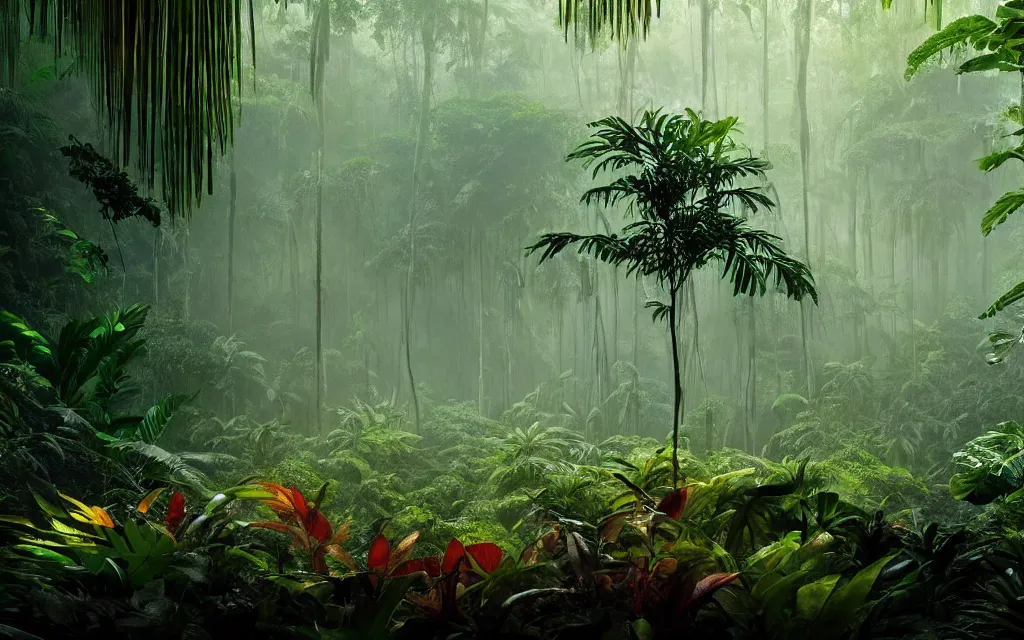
[
  {"left": 1, "top": 0, "right": 292, "bottom": 218},
  {"left": 558, "top": 0, "right": 662, "bottom": 46}
]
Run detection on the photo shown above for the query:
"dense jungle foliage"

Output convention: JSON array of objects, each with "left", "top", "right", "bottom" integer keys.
[{"left": 5, "top": 0, "right": 1024, "bottom": 638}]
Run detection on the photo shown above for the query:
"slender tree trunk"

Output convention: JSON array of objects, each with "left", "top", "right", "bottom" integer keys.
[
  {"left": 762, "top": 0, "right": 769, "bottom": 155},
  {"left": 228, "top": 146, "right": 237, "bottom": 334},
  {"left": 183, "top": 229, "right": 191, "bottom": 321},
  {"left": 700, "top": 0, "right": 711, "bottom": 112},
  {"left": 153, "top": 230, "right": 160, "bottom": 313},
  {"left": 310, "top": 0, "right": 331, "bottom": 435},
  {"left": 476, "top": 0, "right": 489, "bottom": 95},
  {"left": 796, "top": 0, "right": 814, "bottom": 398},
  {"left": 478, "top": 235, "right": 486, "bottom": 415},
  {"left": 404, "top": 23, "right": 434, "bottom": 434},
  {"left": 668, "top": 285, "right": 683, "bottom": 487}
]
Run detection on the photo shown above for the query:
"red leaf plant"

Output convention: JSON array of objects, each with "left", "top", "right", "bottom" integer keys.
[
  {"left": 597, "top": 554, "right": 739, "bottom": 633},
  {"left": 405, "top": 537, "right": 505, "bottom": 620},
  {"left": 249, "top": 482, "right": 356, "bottom": 574},
  {"left": 600, "top": 487, "right": 690, "bottom": 546},
  {"left": 164, "top": 491, "right": 187, "bottom": 533},
  {"left": 135, "top": 488, "right": 187, "bottom": 541}
]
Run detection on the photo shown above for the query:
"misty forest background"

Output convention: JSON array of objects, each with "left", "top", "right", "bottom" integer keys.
[
  {"left": 7, "top": 0, "right": 1024, "bottom": 637},
  {"left": 9, "top": 0, "right": 1021, "bottom": 476}
]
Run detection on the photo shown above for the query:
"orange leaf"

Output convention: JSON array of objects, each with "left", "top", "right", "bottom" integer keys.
[
  {"left": 59, "top": 493, "right": 115, "bottom": 528},
  {"left": 652, "top": 557, "right": 678, "bottom": 577},
  {"left": 323, "top": 544, "right": 358, "bottom": 571},
  {"left": 136, "top": 488, "right": 166, "bottom": 514},
  {"left": 367, "top": 534, "right": 390, "bottom": 572},
  {"left": 540, "top": 527, "right": 561, "bottom": 552},
  {"left": 600, "top": 513, "right": 628, "bottom": 543},
  {"left": 330, "top": 519, "right": 351, "bottom": 546},
  {"left": 388, "top": 532, "right": 420, "bottom": 572},
  {"left": 256, "top": 482, "right": 299, "bottom": 522}
]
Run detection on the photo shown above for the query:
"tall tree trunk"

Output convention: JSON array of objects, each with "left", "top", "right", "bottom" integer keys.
[
  {"left": 153, "top": 230, "right": 160, "bottom": 313},
  {"left": 478, "top": 235, "right": 487, "bottom": 415},
  {"left": 700, "top": 0, "right": 711, "bottom": 112},
  {"left": 228, "top": 146, "right": 237, "bottom": 334},
  {"left": 404, "top": 22, "right": 434, "bottom": 434},
  {"left": 796, "top": 0, "right": 814, "bottom": 398},
  {"left": 476, "top": 0, "right": 489, "bottom": 95},
  {"left": 312, "top": 0, "right": 330, "bottom": 435},
  {"left": 761, "top": 0, "right": 769, "bottom": 155},
  {"left": 183, "top": 230, "right": 191, "bottom": 321}
]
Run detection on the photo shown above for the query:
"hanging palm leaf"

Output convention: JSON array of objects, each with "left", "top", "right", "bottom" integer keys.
[{"left": 0, "top": 0, "right": 304, "bottom": 219}]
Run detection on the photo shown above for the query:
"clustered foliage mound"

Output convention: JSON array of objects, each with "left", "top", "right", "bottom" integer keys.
[{"left": 4, "top": 298, "right": 1024, "bottom": 639}]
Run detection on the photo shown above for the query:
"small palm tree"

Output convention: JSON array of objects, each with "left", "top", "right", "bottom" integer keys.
[{"left": 528, "top": 109, "right": 817, "bottom": 485}]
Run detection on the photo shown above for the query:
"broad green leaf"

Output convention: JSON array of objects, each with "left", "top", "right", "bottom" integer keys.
[
  {"left": 818, "top": 553, "right": 898, "bottom": 628},
  {"left": 13, "top": 544, "right": 77, "bottom": 565},
  {"left": 905, "top": 15, "right": 998, "bottom": 79},
  {"left": 958, "top": 52, "right": 1022, "bottom": 74},
  {"left": 796, "top": 574, "right": 841, "bottom": 620}
]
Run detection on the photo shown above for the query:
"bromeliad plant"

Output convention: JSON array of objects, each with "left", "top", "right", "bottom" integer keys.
[
  {"left": 249, "top": 481, "right": 357, "bottom": 574},
  {"left": 0, "top": 483, "right": 274, "bottom": 588}
]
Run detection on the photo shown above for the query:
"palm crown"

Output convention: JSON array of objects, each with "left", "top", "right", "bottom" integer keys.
[{"left": 528, "top": 109, "right": 816, "bottom": 311}]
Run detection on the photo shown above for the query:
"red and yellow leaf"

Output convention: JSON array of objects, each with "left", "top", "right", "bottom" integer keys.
[
  {"left": 388, "top": 532, "right": 420, "bottom": 572},
  {"left": 59, "top": 493, "right": 114, "bottom": 528},
  {"left": 324, "top": 544, "right": 358, "bottom": 572},
  {"left": 687, "top": 571, "right": 741, "bottom": 606}
]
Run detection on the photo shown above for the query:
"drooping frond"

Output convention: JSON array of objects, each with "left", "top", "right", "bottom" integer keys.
[
  {"left": 3, "top": 1, "right": 266, "bottom": 219},
  {"left": 716, "top": 227, "right": 818, "bottom": 303},
  {"left": 558, "top": 0, "right": 662, "bottom": 46},
  {"left": 526, "top": 232, "right": 632, "bottom": 268},
  {"left": 904, "top": 14, "right": 1000, "bottom": 79}
]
